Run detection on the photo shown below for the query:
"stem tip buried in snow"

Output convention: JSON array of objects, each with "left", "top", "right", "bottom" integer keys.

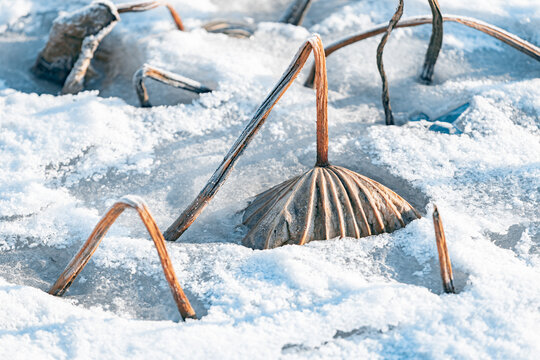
[{"left": 432, "top": 205, "right": 456, "bottom": 294}]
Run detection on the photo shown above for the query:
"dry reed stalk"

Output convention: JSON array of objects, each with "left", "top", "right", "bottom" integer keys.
[{"left": 49, "top": 196, "right": 196, "bottom": 321}]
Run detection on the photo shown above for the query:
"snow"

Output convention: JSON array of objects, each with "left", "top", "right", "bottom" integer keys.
[{"left": 0, "top": 0, "right": 539, "bottom": 358}]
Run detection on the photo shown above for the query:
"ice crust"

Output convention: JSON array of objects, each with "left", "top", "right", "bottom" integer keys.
[{"left": 0, "top": 0, "right": 539, "bottom": 359}]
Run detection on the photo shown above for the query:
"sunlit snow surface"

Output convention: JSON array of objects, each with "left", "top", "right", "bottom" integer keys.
[{"left": 0, "top": 0, "right": 539, "bottom": 358}]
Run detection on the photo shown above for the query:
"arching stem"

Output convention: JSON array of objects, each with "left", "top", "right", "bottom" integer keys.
[
  {"left": 133, "top": 64, "right": 213, "bottom": 107},
  {"left": 117, "top": 1, "right": 185, "bottom": 30},
  {"left": 304, "top": 15, "right": 540, "bottom": 88},
  {"left": 421, "top": 0, "right": 443, "bottom": 83},
  {"left": 164, "top": 34, "right": 329, "bottom": 242},
  {"left": 376, "top": 0, "right": 404, "bottom": 126},
  {"left": 49, "top": 196, "right": 196, "bottom": 321}
]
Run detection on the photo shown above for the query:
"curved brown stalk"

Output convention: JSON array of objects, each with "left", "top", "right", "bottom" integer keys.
[
  {"left": 376, "top": 0, "right": 404, "bottom": 126},
  {"left": 133, "top": 64, "right": 213, "bottom": 107},
  {"left": 49, "top": 196, "right": 196, "bottom": 321},
  {"left": 280, "top": 0, "right": 314, "bottom": 26},
  {"left": 164, "top": 34, "right": 329, "bottom": 242},
  {"left": 117, "top": 1, "right": 185, "bottom": 30},
  {"left": 432, "top": 205, "right": 455, "bottom": 294},
  {"left": 421, "top": 0, "right": 443, "bottom": 83},
  {"left": 304, "top": 15, "right": 540, "bottom": 87}
]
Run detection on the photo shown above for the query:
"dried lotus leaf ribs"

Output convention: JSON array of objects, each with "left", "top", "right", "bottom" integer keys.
[
  {"left": 243, "top": 166, "right": 420, "bottom": 249},
  {"left": 163, "top": 34, "right": 420, "bottom": 249}
]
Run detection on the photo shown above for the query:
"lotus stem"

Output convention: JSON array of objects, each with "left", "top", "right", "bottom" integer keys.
[
  {"left": 280, "top": 0, "right": 314, "bottom": 26},
  {"left": 376, "top": 0, "right": 403, "bottom": 126},
  {"left": 304, "top": 15, "right": 540, "bottom": 88},
  {"left": 117, "top": 1, "right": 185, "bottom": 30},
  {"left": 49, "top": 196, "right": 196, "bottom": 321},
  {"left": 133, "top": 64, "right": 213, "bottom": 107},
  {"left": 164, "top": 34, "right": 329, "bottom": 242},
  {"left": 421, "top": 0, "right": 443, "bottom": 83},
  {"left": 432, "top": 205, "right": 455, "bottom": 294}
]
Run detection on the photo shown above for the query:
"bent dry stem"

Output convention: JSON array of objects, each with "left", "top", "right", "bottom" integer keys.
[
  {"left": 134, "top": 64, "right": 213, "bottom": 107},
  {"left": 432, "top": 206, "right": 455, "bottom": 294},
  {"left": 49, "top": 197, "right": 196, "bottom": 321}
]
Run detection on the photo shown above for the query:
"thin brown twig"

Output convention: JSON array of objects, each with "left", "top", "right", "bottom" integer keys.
[
  {"left": 432, "top": 205, "right": 455, "bottom": 294},
  {"left": 376, "top": 0, "right": 404, "bottom": 126},
  {"left": 164, "top": 34, "right": 329, "bottom": 242},
  {"left": 49, "top": 196, "right": 196, "bottom": 321},
  {"left": 304, "top": 15, "right": 540, "bottom": 88},
  {"left": 133, "top": 64, "right": 213, "bottom": 107},
  {"left": 117, "top": 1, "right": 185, "bottom": 30},
  {"left": 421, "top": 0, "right": 443, "bottom": 83}
]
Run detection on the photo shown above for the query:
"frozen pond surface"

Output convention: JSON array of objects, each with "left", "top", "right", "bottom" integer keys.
[{"left": 0, "top": 0, "right": 539, "bottom": 358}]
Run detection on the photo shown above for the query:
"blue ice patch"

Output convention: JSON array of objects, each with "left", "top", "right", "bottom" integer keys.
[{"left": 409, "top": 103, "right": 469, "bottom": 134}]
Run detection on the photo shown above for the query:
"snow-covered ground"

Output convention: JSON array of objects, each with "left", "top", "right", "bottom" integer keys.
[{"left": 0, "top": 0, "right": 539, "bottom": 358}]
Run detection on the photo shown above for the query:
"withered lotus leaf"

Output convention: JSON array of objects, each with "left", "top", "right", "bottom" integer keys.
[{"left": 242, "top": 166, "right": 420, "bottom": 249}]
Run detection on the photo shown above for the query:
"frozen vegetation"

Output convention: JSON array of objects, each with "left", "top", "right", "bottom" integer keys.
[{"left": 0, "top": 0, "right": 539, "bottom": 358}]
